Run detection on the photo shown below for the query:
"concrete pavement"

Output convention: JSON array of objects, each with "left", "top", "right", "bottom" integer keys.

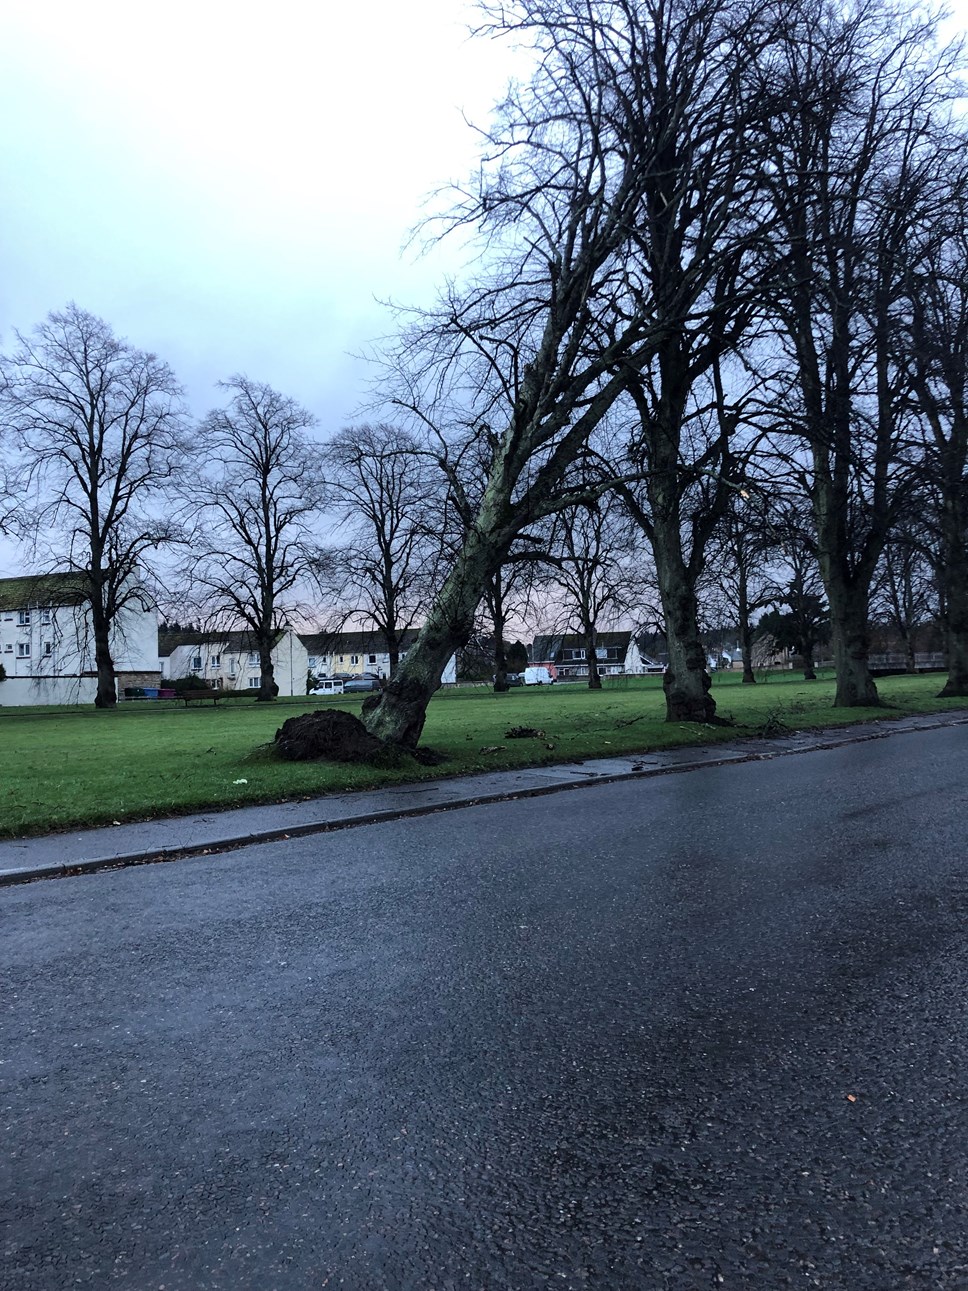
[{"left": 1, "top": 707, "right": 965, "bottom": 886}]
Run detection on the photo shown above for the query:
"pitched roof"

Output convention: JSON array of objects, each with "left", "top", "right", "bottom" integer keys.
[
  {"left": 0, "top": 572, "right": 91, "bottom": 611},
  {"left": 533, "top": 631, "right": 635, "bottom": 659},
  {"left": 158, "top": 628, "right": 285, "bottom": 657},
  {"left": 299, "top": 628, "right": 422, "bottom": 656}
]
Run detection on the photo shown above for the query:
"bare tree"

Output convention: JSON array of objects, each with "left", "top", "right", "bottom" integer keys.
[
  {"left": 900, "top": 153, "right": 968, "bottom": 696},
  {"left": 321, "top": 424, "right": 440, "bottom": 676},
  {"left": 362, "top": 0, "right": 778, "bottom": 749},
  {"left": 870, "top": 519, "right": 940, "bottom": 673},
  {"left": 542, "top": 492, "right": 639, "bottom": 688},
  {"left": 758, "top": 0, "right": 959, "bottom": 706},
  {"left": 766, "top": 496, "right": 827, "bottom": 680},
  {"left": 704, "top": 488, "right": 781, "bottom": 683},
  {"left": 189, "top": 377, "right": 323, "bottom": 701},
  {"left": 0, "top": 304, "right": 188, "bottom": 706},
  {"left": 484, "top": 557, "right": 548, "bottom": 691}
]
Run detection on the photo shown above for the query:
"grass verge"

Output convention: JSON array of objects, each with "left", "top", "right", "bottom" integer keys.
[{"left": 0, "top": 670, "right": 964, "bottom": 838}]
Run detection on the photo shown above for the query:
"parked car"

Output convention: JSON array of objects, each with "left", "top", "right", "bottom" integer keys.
[{"left": 343, "top": 676, "right": 382, "bottom": 693}]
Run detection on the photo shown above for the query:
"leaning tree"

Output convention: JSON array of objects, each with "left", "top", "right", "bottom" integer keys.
[{"left": 361, "top": 0, "right": 782, "bottom": 749}]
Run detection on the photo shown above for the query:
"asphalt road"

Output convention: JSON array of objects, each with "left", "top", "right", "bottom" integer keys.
[{"left": 3, "top": 724, "right": 968, "bottom": 1290}]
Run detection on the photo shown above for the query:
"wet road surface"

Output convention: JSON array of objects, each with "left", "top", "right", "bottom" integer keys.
[{"left": 3, "top": 724, "right": 968, "bottom": 1289}]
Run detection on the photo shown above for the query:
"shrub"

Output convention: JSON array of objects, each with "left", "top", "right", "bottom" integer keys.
[{"left": 171, "top": 673, "right": 210, "bottom": 693}]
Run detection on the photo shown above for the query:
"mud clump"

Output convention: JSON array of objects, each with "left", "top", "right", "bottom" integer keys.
[{"left": 274, "top": 709, "right": 405, "bottom": 765}]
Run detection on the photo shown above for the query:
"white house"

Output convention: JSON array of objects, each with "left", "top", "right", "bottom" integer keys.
[
  {"left": 0, "top": 571, "right": 160, "bottom": 707},
  {"left": 159, "top": 628, "right": 308, "bottom": 696},
  {"left": 531, "top": 631, "right": 662, "bottom": 679},
  {"left": 300, "top": 629, "right": 457, "bottom": 686}
]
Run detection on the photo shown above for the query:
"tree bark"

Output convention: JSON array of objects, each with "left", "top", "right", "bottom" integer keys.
[
  {"left": 362, "top": 526, "right": 501, "bottom": 748},
  {"left": 583, "top": 624, "right": 601, "bottom": 689},
  {"left": 737, "top": 564, "right": 755, "bottom": 684},
  {"left": 801, "top": 646, "right": 817, "bottom": 681},
  {"left": 660, "top": 589, "right": 716, "bottom": 721},
  {"left": 91, "top": 600, "right": 117, "bottom": 709},
  {"left": 827, "top": 578, "right": 879, "bottom": 706},
  {"left": 649, "top": 470, "right": 716, "bottom": 723},
  {"left": 938, "top": 492, "right": 968, "bottom": 696},
  {"left": 256, "top": 633, "right": 279, "bottom": 702},
  {"left": 491, "top": 577, "right": 509, "bottom": 693}
]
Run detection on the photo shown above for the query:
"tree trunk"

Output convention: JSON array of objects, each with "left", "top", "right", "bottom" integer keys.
[
  {"left": 738, "top": 583, "right": 755, "bottom": 683},
  {"left": 940, "top": 615, "right": 968, "bottom": 697},
  {"left": 938, "top": 490, "right": 968, "bottom": 697},
  {"left": 91, "top": 602, "right": 117, "bottom": 709},
  {"left": 492, "top": 588, "right": 509, "bottom": 693},
  {"left": 904, "top": 635, "right": 917, "bottom": 675},
  {"left": 801, "top": 644, "right": 817, "bottom": 681},
  {"left": 583, "top": 624, "right": 601, "bottom": 690},
  {"left": 362, "top": 527, "right": 500, "bottom": 748},
  {"left": 652, "top": 517, "right": 715, "bottom": 723},
  {"left": 827, "top": 580, "right": 879, "bottom": 707},
  {"left": 257, "top": 636, "right": 279, "bottom": 702}
]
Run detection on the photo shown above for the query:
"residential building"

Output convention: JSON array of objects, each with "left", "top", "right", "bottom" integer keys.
[
  {"left": 159, "top": 629, "right": 308, "bottom": 696},
  {"left": 531, "top": 631, "right": 661, "bottom": 679},
  {"left": 0, "top": 571, "right": 160, "bottom": 707},
  {"left": 300, "top": 629, "right": 457, "bottom": 686}
]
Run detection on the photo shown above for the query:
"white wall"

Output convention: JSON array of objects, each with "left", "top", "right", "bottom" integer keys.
[
  {"left": 0, "top": 587, "right": 158, "bottom": 706},
  {"left": 163, "top": 632, "right": 309, "bottom": 696},
  {"left": 0, "top": 675, "right": 97, "bottom": 706}
]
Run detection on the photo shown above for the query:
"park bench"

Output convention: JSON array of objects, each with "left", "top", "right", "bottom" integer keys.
[{"left": 181, "top": 689, "right": 222, "bottom": 706}]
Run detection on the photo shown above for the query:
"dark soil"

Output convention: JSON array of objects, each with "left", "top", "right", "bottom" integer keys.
[{"left": 274, "top": 709, "right": 406, "bottom": 765}]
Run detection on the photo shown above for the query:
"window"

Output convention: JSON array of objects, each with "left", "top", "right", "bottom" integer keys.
[
  {"left": 43, "top": 641, "right": 53, "bottom": 657},
  {"left": 40, "top": 609, "right": 51, "bottom": 626},
  {"left": 247, "top": 676, "right": 261, "bottom": 689},
  {"left": 209, "top": 655, "right": 220, "bottom": 668},
  {"left": 367, "top": 654, "right": 377, "bottom": 664},
  {"left": 351, "top": 655, "right": 359, "bottom": 665},
  {"left": 17, "top": 643, "right": 30, "bottom": 658},
  {"left": 3, "top": 643, "right": 12, "bottom": 653},
  {"left": 248, "top": 652, "right": 259, "bottom": 665},
  {"left": 17, "top": 610, "right": 30, "bottom": 627},
  {"left": 567, "top": 648, "right": 585, "bottom": 660},
  {"left": 191, "top": 655, "right": 202, "bottom": 671}
]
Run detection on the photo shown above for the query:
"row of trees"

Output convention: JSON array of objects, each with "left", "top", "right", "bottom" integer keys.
[
  {"left": 1, "top": 0, "right": 965, "bottom": 743},
  {"left": 0, "top": 309, "right": 447, "bottom": 705},
  {"left": 357, "top": 0, "right": 968, "bottom": 748}
]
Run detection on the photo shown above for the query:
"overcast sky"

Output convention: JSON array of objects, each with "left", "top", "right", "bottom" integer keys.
[
  {"left": 0, "top": 0, "right": 516, "bottom": 431},
  {"left": 1, "top": 0, "right": 966, "bottom": 587}
]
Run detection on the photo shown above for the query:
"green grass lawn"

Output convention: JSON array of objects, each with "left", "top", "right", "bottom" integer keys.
[{"left": 0, "top": 670, "right": 964, "bottom": 838}]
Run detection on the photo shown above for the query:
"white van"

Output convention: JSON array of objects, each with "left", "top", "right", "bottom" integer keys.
[
  {"left": 524, "top": 666, "right": 556, "bottom": 685},
  {"left": 309, "top": 678, "right": 345, "bottom": 696}
]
